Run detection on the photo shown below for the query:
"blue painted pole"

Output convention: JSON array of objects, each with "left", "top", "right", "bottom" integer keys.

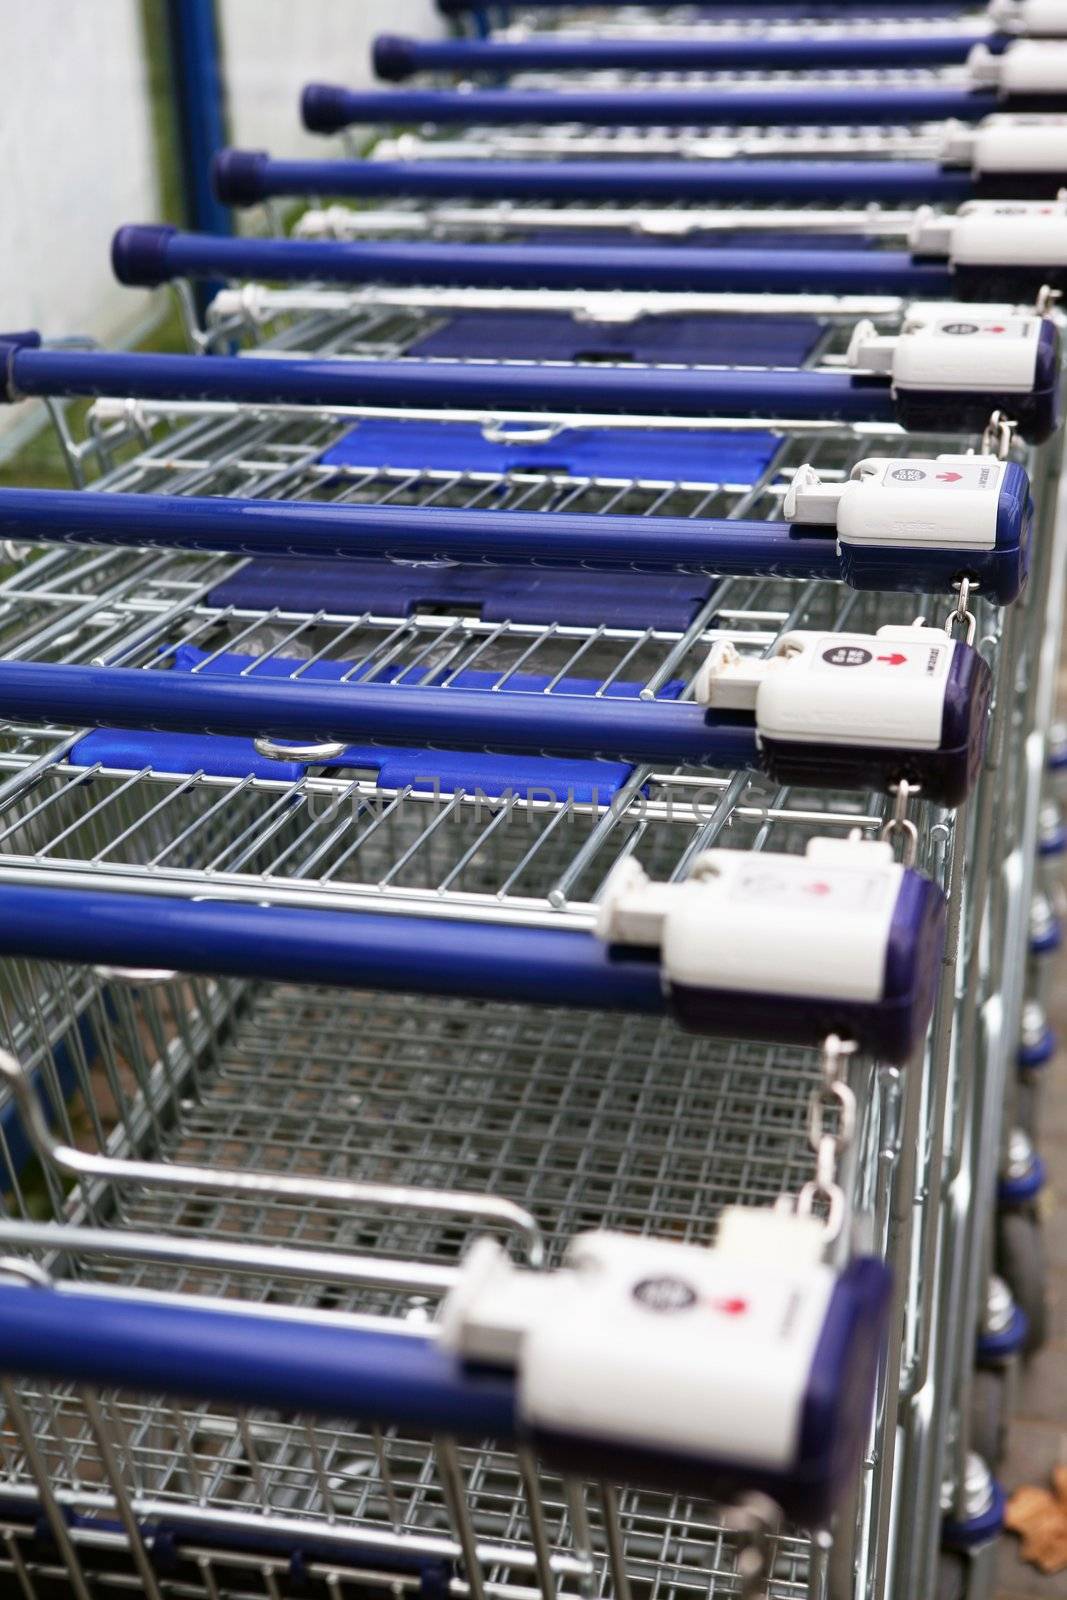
[{"left": 166, "top": 0, "right": 231, "bottom": 237}]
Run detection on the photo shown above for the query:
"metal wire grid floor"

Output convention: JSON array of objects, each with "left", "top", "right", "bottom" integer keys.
[
  {"left": 77, "top": 407, "right": 956, "bottom": 513},
  {"left": 289, "top": 197, "right": 922, "bottom": 241},
  {"left": 0, "top": 979, "right": 866, "bottom": 1600},
  {"left": 359, "top": 122, "right": 948, "bottom": 163},
  {"left": 416, "top": 59, "right": 974, "bottom": 95},
  {"left": 484, "top": 8, "right": 977, "bottom": 39}
]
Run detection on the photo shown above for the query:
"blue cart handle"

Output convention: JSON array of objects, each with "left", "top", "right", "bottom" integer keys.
[
  {"left": 374, "top": 31, "right": 994, "bottom": 79},
  {"left": 0, "top": 332, "right": 897, "bottom": 425},
  {"left": 0, "top": 881, "right": 666, "bottom": 1015},
  {"left": 0, "top": 1279, "right": 517, "bottom": 1438},
  {"left": 112, "top": 223, "right": 945, "bottom": 297},
  {"left": 0, "top": 658, "right": 758, "bottom": 772},
  {"left": 0, "top": 484, "right": 1027, "bottom": 602},
  {"left": 0, "top": 485, "right": 845, "bottom": 581},
  {"left": 211, "top": 149, "right": 976, "bottom": 207},
  {"left": 301, "top": 81, "right": 994, "bottom": 133}
]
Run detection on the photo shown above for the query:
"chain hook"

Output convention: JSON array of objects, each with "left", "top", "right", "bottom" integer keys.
[
  {"left": 944, "top": 577, "right": 977, "bottom": 646},
  {"left": 980, "top": 410, "right": 1015, "bottom": 460},
  {"left": 1036, "top": 283, "right": 1062, "bottom": 317}
]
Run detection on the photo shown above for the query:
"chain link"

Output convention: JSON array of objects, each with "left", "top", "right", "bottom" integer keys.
[
  {"left": 794, "top": 1034, "right": 858, "bottom": 1240},
  {"left": 724, "top": 1492, "right": 782, "bottom": 1600},
  {"left": 881, "top": 779, "right": 919, "bottom": 868}
]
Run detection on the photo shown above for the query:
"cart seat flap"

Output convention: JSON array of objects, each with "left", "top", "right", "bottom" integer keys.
[
  {"left": 206, "top": 559, "right": 716, "bottom": 630},
  {"left": 316, "top": 417, "right": 783, "bottom": 484},
  {"left": 408, "top": 311, "right": 824, "bottom": 367}
]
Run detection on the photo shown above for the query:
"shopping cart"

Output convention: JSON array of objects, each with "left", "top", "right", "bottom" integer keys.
[
  {"left": 0, "top": 19, "right": 1059, "bottom": 1598},
  {"left": 0, "top": 354, "right": 1051, "bottom": 1600},
  {"left": 0, "top": 492, "right": 971, "bottom": 1600},
  {"left": 0, "top": 410, "right": 984, "bottom": 1600}
]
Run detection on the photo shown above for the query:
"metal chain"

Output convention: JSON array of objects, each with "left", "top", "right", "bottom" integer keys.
[
  {"left": 793, "top": 1034, "right": 858, "bottom": 1240},
  {"left": 881, "top": 779, "right": 919, "bottom": 868},
  {"left": 980, "top": 409, "right": 1015, "bottom": 461},
  {"left": 944, "top": 577, "right": 977, "bottom": 647},
  {"left": 725, "top": 1492, "right": 783, "bottom": 1600}
]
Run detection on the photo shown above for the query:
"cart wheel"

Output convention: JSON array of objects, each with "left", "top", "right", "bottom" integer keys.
[
  {"left": 997, "top": 1210, "right": 1047, "bottom": 1355},
  {"left": 936, "top": 1550, "right": 968, "bottom": 1600},
  {"left": 969, "top": 1368, "right": 1009, "bottom": 1469}
]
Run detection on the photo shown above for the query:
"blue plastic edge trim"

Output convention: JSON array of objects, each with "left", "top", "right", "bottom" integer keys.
[
  {"left": 942, "top": 1478, "right": 1006, "bottom": 1549},
  {"left": 997, "top": 1150, "right": 1048, "bottom": 1206},
  {"left": 976, "top": 1301, "right": 1029, "bottom": 1362}
]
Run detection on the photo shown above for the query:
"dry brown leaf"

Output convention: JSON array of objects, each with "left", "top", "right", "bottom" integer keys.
[
  {"left": 1007, "top": 1485, "right": 1060, "bottom": 1532},
  {"left": 1030, "top": 1521, "right": 1067, "bottom": 1576},
  {"left": 1007, "top": 1483, "right": 1067, "bottom": 1574}
]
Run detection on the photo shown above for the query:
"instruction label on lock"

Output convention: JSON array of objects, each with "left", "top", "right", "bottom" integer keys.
[{"left": 836, "top": 457, "right": 1007, "bottom": 549}]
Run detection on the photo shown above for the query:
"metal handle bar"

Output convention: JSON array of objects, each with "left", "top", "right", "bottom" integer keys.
[
  {"left": 0, "top": 1050, "right": 543, "bottom": 1263},
  {"left": 0, "top": 881, "right": 666, "bottom": 1015},
  {"left": 0, "top": 1279, "right": 517, "bottom": 1438},
  {"left": 112, "top": 222, "right": 947, "bottom": 296},
  {"left": 301, "top": 82, "right": 995, "bottom": 133},
  {"left": 0, "top": 658, "right": 760, "bottom": 771},
  {"left": 211, "top": 149, "right": 978, "bottom": 207},
  {"left": 0, "top": 485, "right": 1027, "bottom": 600},
  {"left": 0, "top": 485, "right": 847, "bottom": 579},
  {"left": 0, "top": 336, "right": 898, "bottom": 424},
  {"left": 374, "top": 31, "right": 993, "bottom": 79},
  {"left": 0, "top": 1218, "right": 462, "bottom": 1299}
]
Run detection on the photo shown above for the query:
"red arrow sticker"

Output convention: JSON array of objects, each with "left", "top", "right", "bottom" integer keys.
[
  {"left": 936, "top": 471, "right": 962, "bottom": 483},
  {"left": 707, "top": 1297, "right": 749, "bottom": 1317},
  {"left": 877, "top": 653, "right": 907, "bottom": 666}
]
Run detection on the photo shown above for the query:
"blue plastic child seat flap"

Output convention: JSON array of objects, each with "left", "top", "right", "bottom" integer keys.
[
  {"left": 408, "top": 311, "right": 823, "bottom": 366},
  {"left": 316, "top": 416, "right": 782, "bottom": 485},
  {"left": 205, "top": 558, "right": 716, "bottom": 630}
]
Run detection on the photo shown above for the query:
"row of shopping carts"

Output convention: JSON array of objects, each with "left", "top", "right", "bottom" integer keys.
[{"left": 0, "top": 1, "right": 1064, "bottom": 1596}]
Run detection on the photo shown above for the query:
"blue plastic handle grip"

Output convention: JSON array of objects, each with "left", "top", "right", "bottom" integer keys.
[
  {"left": 112, "top": 224, "right": 950, "bottom": 297},
  {"left": 0, "top": 659, "right": 760, "bottom": 771},
  {"left": 0, "top": 881, "right": 665, "bottom": 1012},
  {"left": 2, "top": 341, "right": 898, "bottom": 424},
  {"left": 374, "top": 31, "right": 994, "bottom": 78},
  {"left": 302, "top": 81, "right": 993, "bottom": 132},
  {"left": 0, "top": 1282, "right": 516, "bottom": 1436},
  {"left": 0, "top": 486, "right": 845, "bottom": 581},
  {"left": 212, "top": 150, "right": 976, "bottom": 206}
]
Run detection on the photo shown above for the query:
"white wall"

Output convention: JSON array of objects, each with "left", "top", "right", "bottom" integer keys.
[
  {"left": 219, "top": 0, "right": 443, "bottom": 158},
  {"left": 0, "top": 0, "right": 157, "bottom": 346}
]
